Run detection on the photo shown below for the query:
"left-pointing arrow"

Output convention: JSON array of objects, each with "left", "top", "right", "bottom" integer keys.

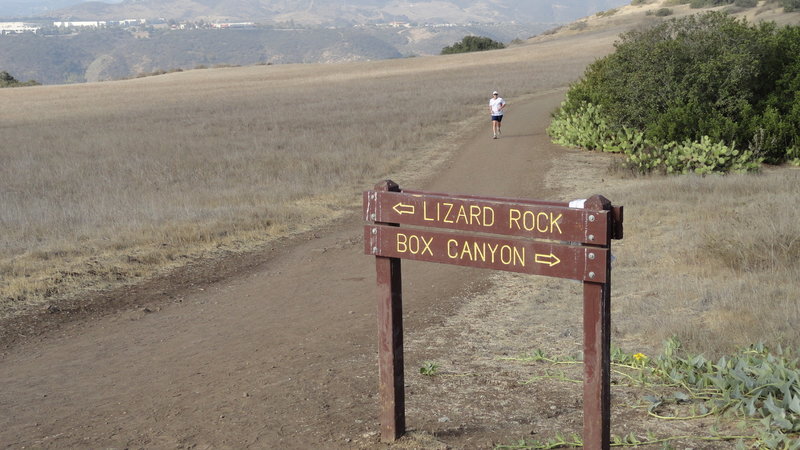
[
  {"left": 393, "top": 202, "right": 415, "bottom": 215},
  {"left": 534, "top": 253, "right": 561, "bottom": 267}
]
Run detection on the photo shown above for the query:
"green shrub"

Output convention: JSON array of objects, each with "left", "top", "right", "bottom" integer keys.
[
  {"left": 655, "top": 7, "right": 674, "bottom": 15},
  {"left": 788, "top": 147, "right": 800, "bottom": 166},
  {"left": 550, "top": 12, "right": 800, "bottom": 169},
  {"left": 596, "top": 8, "right": 619, "bottom": 17},
  {"left": 783, "top": 0, "right": 800, "bottom": 12},
  {"left": 570, "top": 21, "right": 589, "bottom": 31},
  {"left": 688, "top": 0, "right": 736, "bottom": 6},
  {"left": 440, "top": 36, "right": 505, "bottom": 54}
]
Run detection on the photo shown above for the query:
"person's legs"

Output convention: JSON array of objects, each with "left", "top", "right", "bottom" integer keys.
[{"left": 492, "top": 116, "right": 502, "bottom": 138}]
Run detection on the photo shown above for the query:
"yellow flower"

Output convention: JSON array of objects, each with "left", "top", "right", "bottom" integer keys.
[{"left": 633, "top": 352, "right": 647, "bottom": 361}]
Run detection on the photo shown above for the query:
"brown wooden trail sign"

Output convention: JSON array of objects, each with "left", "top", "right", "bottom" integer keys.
[
  {"left": 363, "top": 180, "right": 624, "bottom": 449},
  {"left": 365, "top": 225, "right": 609, "bottom": 282}
]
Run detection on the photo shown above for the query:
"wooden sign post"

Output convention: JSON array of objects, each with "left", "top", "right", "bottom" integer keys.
[{"left": 364, "top": 180, "right": 623, "bottom": 448}]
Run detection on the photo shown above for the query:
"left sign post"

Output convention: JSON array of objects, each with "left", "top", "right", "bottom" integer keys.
[{"left": 371, "top": 181, "right": 406, "bottom": 442}]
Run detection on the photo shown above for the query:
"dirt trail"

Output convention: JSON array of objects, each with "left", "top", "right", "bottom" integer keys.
[{"left": 1, "top": 91, "right": 569, "bottom": 449}]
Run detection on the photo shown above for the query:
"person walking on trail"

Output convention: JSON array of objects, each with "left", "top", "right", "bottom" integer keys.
[{"left": 489, "top": 90, "right": 506, "bottom": 139}]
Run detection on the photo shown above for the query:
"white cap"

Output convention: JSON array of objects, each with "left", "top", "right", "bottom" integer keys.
[{"left": 492, "top": 91, "right": 498, "bottom": 95}]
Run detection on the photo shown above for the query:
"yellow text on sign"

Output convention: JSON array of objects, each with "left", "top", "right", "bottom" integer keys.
[
  {"left": 393, "top": 232, "right": 565, "bottom": 270},
  {"left": 422, "top": 201, "right": 496, "bottom": 227},
  {"left": 394, "top": 232, "right": 527, "bottom": 268},
  {"left": 508, "top": 209, "right": 563, "bottom": 234},
  {"left": 396, "top": 233, "right": 433, "bottom": 256},
  {"left": 415, "top": 200, "right": 564, "bottom": 237},
  {"left": 446, "top": 238, "right": 525, "bottom": 267}
]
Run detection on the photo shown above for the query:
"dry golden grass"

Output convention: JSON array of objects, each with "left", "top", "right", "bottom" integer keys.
[
  {"left": 0, "top": 30, "right": 616, "bottom": 320},
  {"left": 609, "top": 168, "right": 800, "bottom": 354},
  {"left": 542, "top": 148, "right": 800, "bottom": 355}
]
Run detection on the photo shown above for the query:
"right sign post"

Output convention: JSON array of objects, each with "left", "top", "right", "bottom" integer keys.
[{"left": 364, "top": 180, "right": 624, "bottom": 449}]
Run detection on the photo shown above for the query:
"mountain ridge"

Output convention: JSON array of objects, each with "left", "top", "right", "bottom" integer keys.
[
  {"left": 51, "top": 0, "right": 630, "bottom": 25},
  {"left": 0, "top": 22, "right": 548, "bottom": 84},
  {"left": 5, "top": 0, "right": 798, "bottom": 85}
]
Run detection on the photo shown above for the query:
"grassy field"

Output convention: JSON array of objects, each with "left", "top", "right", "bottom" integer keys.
[
  {"left": 546, "top": 151, "right": 800, "bottom": 355},
  {"left": 2, "top": 1, "right": 799, "bottom": 360},
  {"left": 0, "top": 31, "right": 614, "bottom": 320},
  {"left": 609, "top": 169, "right": 800, "bottom": 354}
]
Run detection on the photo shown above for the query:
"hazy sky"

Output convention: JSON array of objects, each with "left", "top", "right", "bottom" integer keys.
[{"left": 0, "top": 0, "right": 121, "bottom": 17}]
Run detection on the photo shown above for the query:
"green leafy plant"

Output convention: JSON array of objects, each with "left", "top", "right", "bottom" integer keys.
[
  {"left": 501, "top": 339, "right": 800, "bottom": 448},
  {"left": 624, "top": 136, "right": 762, "bottom": 174},
  {"left": 420, "top": 361, "right": 440, "bottom": 376},
  {"left": 547, "top": 101, "right": 650, "bottom": 154},
  {"left": 548, "top": 101, "right": 764, "bottom": 174}
]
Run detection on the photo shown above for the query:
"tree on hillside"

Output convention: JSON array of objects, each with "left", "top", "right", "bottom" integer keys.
[
  {"left": 441, "top": 36, "right": 505, "bottom": 54},
  {"left": 0, "top": 71, "right": 17, "bottom": 84},
  {"left": 0, "top": 71, "right": 40, "bottom": 87}
]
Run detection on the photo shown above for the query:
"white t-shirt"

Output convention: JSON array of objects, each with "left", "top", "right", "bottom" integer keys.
[{"left": 490, "top": 97, "right": 506, "bottom": 116}]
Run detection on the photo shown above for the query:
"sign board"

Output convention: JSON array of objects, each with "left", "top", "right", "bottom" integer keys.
[
  {"left": 365, "top": 224, "right": 608, "bottom": 282},
  {"left": 364, "top": 190, "right": 610, "bottom": 245},
  {"left": 364, "top": 180, "right": 623, "bottom": 449}
]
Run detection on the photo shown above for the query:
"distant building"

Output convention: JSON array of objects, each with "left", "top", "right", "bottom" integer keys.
[
  {"left": 109, "top": 19, "right": 147, "bottom": 26},
  {"left": 53, "top": 21, "right": 107, "bottom": 28},
  {"left": 211, "top": 22, "right": 256, "bottom": 29},
  {"left": 0, "top": 22, "right": 40, "bottom": 34}
]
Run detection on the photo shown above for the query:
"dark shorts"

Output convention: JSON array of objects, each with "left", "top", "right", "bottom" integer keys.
[{"left": 491, "top": 115, "right": 503, "bottom": 122}]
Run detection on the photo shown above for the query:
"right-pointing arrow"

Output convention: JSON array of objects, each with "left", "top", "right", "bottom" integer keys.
[{"left": 534, "top": 253, "right": 561, "bottom": 267}]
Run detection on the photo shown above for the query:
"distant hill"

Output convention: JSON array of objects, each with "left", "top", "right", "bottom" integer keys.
[
  {"left": 3, "top": 0, "right": 633, "bottom": 85},
  {"left": 9, "top": 0, "right": 798, "bottom": 85},
  {"left": 0, "top": 28, "right": 393, "bottom": 84},
  {"left": 0, "top": 22, "right": 548, "bottom": 84},
  {"left": 51, "top": 0, "right": 630, "bottom": 24}
]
